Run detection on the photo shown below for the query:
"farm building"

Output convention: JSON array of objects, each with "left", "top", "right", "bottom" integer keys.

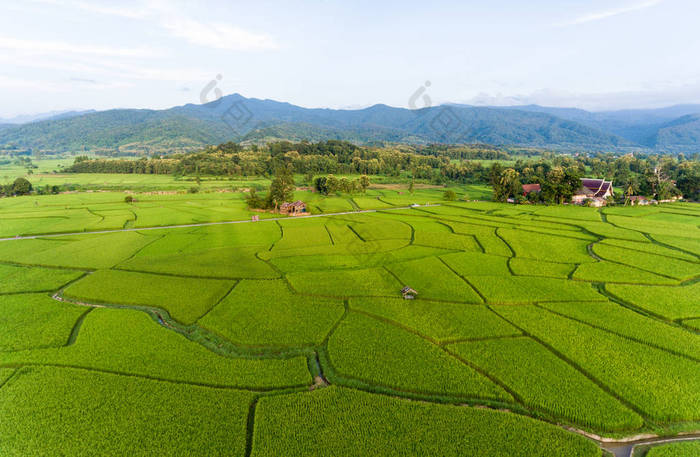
[
  {"left": 628, "top": 196, "right": 651, "bottom": 206},
  {"left": 279, "top": 201, "right": 307, "bottom": 215},
  {"left": 522, "top": 183, "right": 541, "bottom": 195},
  {"left": 572, "top": 178, "right": 614, "bottom": 206},
  {"left": 401, "top": 286, "right": 418, "bottom": 299}
]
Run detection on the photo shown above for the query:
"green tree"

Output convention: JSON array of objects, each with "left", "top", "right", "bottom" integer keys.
[
  {"left": 443, "top": 189, "right": 457, "bottom": 201},
  {"left": 493, "top": 168, "right": 520, "bottom": 202},
  {"left": 542, "top": 167, "right": 581, "bottom": 204},
  {"left": 624, "top": 181, "right": 638, "bottom": 206},
  {"left": 359, "top": 175, "right": 370, "bottom": 192},
  {"left": 245, "top": 188, "right": 265, "bottom": 209},
  {"left": 12, "top": 177, "right": 32, "bottom": 196},
  {"left": 314, "top": 176, "right": 329, "bottom": 195},
  {"left": 266, "top": 167, "right": 295, "bottom": 211}
]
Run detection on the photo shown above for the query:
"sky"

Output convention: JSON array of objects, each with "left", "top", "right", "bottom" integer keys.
[{"left": 1, "top": 0, "right": 699, "bottom": 118}]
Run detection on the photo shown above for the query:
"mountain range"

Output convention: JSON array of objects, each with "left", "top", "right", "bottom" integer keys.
[{"left": 1, "top": 94, "right": 699, "bottom": 154}]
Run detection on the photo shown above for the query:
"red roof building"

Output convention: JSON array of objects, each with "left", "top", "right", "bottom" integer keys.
[
  {"left": 577, "top": 179, "right": 613, "bottom": 198},
  {"left": 522, "top": 183, "right": 541, "bottom": 195},
  {"left": 572, "top": 178, "right": 614, "bottom": 206}
]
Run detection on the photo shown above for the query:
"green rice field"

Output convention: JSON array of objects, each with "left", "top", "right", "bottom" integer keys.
[{"left": 0, "top": 187, "right": 699, "bottom": 456}]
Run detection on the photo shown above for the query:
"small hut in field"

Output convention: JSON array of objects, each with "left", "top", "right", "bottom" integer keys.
[
  {"left": 401, "top": 286, "right": 418, "bottom": 300},
  {"left": 279, "top": 201, "right": 307, "bottom": 216}
]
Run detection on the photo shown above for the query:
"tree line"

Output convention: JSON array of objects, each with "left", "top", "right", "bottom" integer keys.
[{"left": 58, "top": 140, "right": 700, "bottom": 201}]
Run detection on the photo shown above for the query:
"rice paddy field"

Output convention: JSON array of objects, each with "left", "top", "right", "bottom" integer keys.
[{"left": 0, "top": 187, "right": 699, "bottom": 456}]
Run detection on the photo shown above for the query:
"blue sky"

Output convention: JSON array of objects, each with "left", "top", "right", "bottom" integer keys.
[{"left": 1, "top": 0, "right": 699, "bottom": 117}]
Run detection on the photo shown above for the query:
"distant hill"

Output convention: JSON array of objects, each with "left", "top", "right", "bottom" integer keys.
[
  {"left": 499, "top": 104, "right": 700, "bottom": 150},
  {"left": 649, "top": 114, "right": 700, "bottom": 150},
  {"left": 1, "top": 95, "right": 699, "bottom": 154},
  {"left": 0, "top": 110, "right": 95, "bottom": 125}
]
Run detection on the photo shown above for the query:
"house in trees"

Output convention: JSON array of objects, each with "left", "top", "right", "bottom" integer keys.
[
  {"left": 572, "top": 178, "right": 614, "bottom": 207},
  {"left": 521, "top": 183, "right": 541, "bottom": 196},
  {"left": 279, "top": 201, "right": 307, "bottom": 216},
  {"left": 628, "top": 196, "right": 651, "bottom": 206}
]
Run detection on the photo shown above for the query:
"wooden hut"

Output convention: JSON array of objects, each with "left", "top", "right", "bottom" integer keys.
[
  {"left": 279, "top": 200, "right": 307, "bottom": 216},
  {"left": 401, "top": 286, "right": 418, "bottom": 300}
]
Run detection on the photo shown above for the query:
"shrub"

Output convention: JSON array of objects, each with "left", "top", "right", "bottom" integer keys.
[{"left": 443, "top": 189, "right": 457, "bottom": 201}]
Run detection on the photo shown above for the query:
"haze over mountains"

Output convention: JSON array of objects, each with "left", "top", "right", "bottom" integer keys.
[{"left": 1, "top": 95, "right": 699, "bottom": 154}]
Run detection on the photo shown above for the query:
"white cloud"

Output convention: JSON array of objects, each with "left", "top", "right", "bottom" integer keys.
[
  {"left": 558, "top": 0, "right": 664, "bottom": 26},
  {"left": 463, "top": 83, "right": 700, "bottom": 111},
  {"left": 30, "top": 0, "right": 278, "bottom": 51},
  {"left": 158, "top": 15, "right": 278, "bottom": 51},
  {"left": 0, "top": 36, "right": 155, "bottom": 58},
  {"left": 0, "top": 74, "right": 132, "bottom": 92},
  {"left": 29, "top": 0, "right": 150, "bottom": 19}
]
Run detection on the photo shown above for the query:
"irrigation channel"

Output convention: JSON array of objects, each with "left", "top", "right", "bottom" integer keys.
[
  {"left": 598, "top": 434, "right": 700, "bottom": 457},
  {"left": 0, "top": 204, "right": 441, "bottom": 242}
]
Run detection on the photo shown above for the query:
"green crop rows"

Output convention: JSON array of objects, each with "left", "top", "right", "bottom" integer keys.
[
  {"left": 0, "top": 190, "right": 698, "bottom": 455},
  {"left": 644, "top": 441, "right": 700, "bottom": 457}
]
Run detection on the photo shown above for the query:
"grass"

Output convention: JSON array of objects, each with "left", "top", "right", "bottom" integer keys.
[
  {"left": 538, "top": 301, "right": 700, "bottom": 360},
  {"left": 63, "top": 269, "right": 235, "bottom": 324},
  {"left": 592, "top": 243, "right": 700, "bottom": 280},
  {"left": 327, "top": 312, "right": 510, "bottom": 400},
  {"left": 0, "top": 188, "right": 698, "bottom": 454},
  {"left": 572, "top": 221, "right": 649, "bottom": 242},
  {"left": 440, "top": 251, "right": 511, "bottom": 276},
  {"left": 651, "top": 234, "right": 700, "bottom": 256},
  {"left": 0, "top": 366, "right": 253, "bottom": 457},
  {"left": 469, "top": 276, "right": 604, "bottom": 303},
  {"left": 251, "top": 386, "right": 601, "bottom": 457},
  {"left": 644, "top": 441, "right": 700, "bottom": 457},
  {"left": 499, "top": 228, "right": 594, "bottom": 264},
  {"left": 270, "top": 245, "right": 447, "bottom": 272},
  {"left": 0, "top": 264, "right": 83, "bottom": 293},
  {"left": 348, "top": 297, "right": 519, "bottom": 343},
  {"left": 0, "top": 293, "right": 85, "bottom": 351},
  {"left": 0, "top": 368, "right": 14, "bottom": 385},
  {"left": 510, "top": 258, "right": 576, "bottom": 278},
  {"left": 119, "top": 244, "right": 279, "bottom": 279},
  {"left": 573, "top": 261, "right": 679, "bottom": 285},
  {"left": 600, "top": 238, "right": 697, "bottom": 262},
  {"left": 448, "top": 337, "right": 643, "bottom": 431},
  {"left": 387, "top": 256, "right": 483, "bottom": 303},
  {"left": 496, "top": 305, "right": 700, "bottom": 422},
  {"left": 0, "top": 231, "right": 158, "bottom": 269},
  {"left": 606, "top": 282, "right": 700, "bottom": 320},
  {"left": 605, "top": 214, "right": 700, "bottom": 239},
  {"left": 0, "top": 308, "right": 311, "bottom": 389},
  {"left": 198, "top": 280, "right": 344, "bottom": 347},
  {"left": 286, "top": 267, "right": 402, "bottom": 297}
]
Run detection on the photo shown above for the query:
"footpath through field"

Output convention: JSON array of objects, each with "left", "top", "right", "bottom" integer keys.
[
  {"left": 0, "top": 204, "right": 441, "bottom": 242},
  {"left": 598, "top": 434, "right": 700, "bottom": 457}
]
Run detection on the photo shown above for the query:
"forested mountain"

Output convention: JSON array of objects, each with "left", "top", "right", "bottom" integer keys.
[
  {"left": 0, "top": 110, "right": 95, "bottom": 125},
  {"left": 500, "top": 104, "right": 700, "bottom": 150},
  {"left": 1, "top": 94, "right": 700, "bottom": 154}
]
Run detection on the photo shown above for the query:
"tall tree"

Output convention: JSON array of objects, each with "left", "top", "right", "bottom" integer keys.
[{"left": 266, "top": 167, "right": 295, "bottom": 211}]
